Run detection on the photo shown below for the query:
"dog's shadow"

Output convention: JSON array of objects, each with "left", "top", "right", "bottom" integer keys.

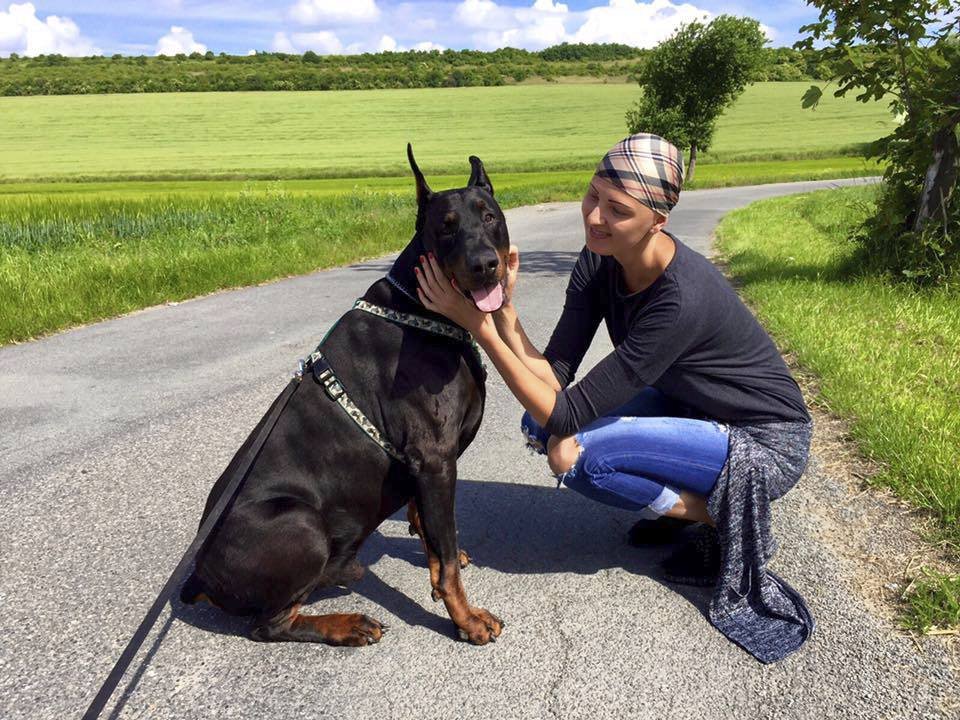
[{"left": 174, "top": 479, "right": 712, "bottom": 641}]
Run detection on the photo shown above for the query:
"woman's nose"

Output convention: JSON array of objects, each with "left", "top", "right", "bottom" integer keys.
[{"left": 586, "top": 205, "right": 605, "bottom": 226}]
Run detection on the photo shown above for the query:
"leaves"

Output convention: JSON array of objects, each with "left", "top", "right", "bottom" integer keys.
[
  {"left": 628, "top": 15, "right": 766, "bottom": 151},
  {"left": 801, "top": 84, "right": 823, "bottom": 109}
]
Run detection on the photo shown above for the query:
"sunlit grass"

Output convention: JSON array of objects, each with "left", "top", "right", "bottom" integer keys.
[
  {"left": 715, "top": 186, "right": 960, "bottom": 632},
  {"left": 0, "top": 83, "right": 896, "bottom": 182}
]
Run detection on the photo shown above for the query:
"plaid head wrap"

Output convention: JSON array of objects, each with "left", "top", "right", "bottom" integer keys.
[{"left": 595, "top": 133, "right": 684, "bottom": 217}]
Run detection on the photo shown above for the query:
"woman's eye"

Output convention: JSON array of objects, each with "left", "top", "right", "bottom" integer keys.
[{"left": 611, "top": 206, "right": 628, "bottom": 217}]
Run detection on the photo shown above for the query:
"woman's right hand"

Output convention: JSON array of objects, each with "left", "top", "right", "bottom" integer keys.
[{"left": 503, "top": 244, "right": 519, "bottom": 305}]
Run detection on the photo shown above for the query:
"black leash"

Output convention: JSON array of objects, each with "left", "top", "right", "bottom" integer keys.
[{"left": 81, "top": 377, "right": 301, "bottom": 720}]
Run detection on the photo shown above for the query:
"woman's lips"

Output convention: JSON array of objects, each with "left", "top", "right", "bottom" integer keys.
[{"left": 589, "top": 226, "right": 610, "bottom": 239}]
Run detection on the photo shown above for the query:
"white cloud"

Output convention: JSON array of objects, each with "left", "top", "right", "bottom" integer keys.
[
  {"left": 272, "top": 30, "right": 343, "bottom": 54},
  {"left": 272, "top": 28, "right": 444, "bottom": 55},
  {"left": 271, "top": 31, "right": 297, "bottom": 53},
  {"left": 411, "top": 40, "right": 445, "bottom": 52},
  {"left": 290, "top": 0, "right": 381, "bottom": 25},
  {"left": 572, "top": 0, "right": 710, "bottom": 47},
  {"left": 0, "top": 2, "right": 99, "bottom": 57},
  {"left": 270, "top": 0, "right": 719, "bottom": 56},
  {"left": 455, "top": 0, "right": 571, "bottom": 50},
  {"left": 155, "top": 26, "right": 206, "bottom": 55}
]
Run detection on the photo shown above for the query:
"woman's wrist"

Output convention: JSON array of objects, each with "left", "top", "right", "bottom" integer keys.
[{"left": 494, "top": 300, "right": 519, "bottom": 329}]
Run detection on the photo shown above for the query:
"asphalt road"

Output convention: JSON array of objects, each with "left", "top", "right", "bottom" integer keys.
[{"left": 2, "top": 177, "right": 957, "bottom": 720}]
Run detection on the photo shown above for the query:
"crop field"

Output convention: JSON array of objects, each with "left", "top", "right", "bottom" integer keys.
[
  {"left": 0, "top": 82, "right": 896, "bottom": 182},
  {"left": 0, "top": 80, "right": 891, "bottom": 345}
]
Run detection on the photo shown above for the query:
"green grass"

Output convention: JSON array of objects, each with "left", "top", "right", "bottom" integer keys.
[
  {"left": 0, "top": 156, "right": 882, "bottom": 201},
  {"left": 0, "top": 179, "right": 596, "bottom": 345},
  {"left": 0, "top": 82, "right": 896, "bottom": 182},
  {"left": 715, "top": 186, "right": 960, "bottom": 632},
  {"left": 901, "top": 570, "right": 960, "bottom": 634},
  {"left": 0, "top": 155, "right": 884, "bottom": 347}
]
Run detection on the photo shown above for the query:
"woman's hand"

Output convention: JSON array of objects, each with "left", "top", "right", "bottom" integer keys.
[{"left": 416, "top": 253, "right": 495, "bottom": 339}]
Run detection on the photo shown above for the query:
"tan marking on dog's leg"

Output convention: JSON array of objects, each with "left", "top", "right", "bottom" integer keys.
[
  {"left": 194, "top": 592, "right": 222, "bottom": 609},
  {"left": 408, "top": 500, "right": 469, "bottom": 592},
  {"left": 434, "top": 559, "right": 503, "bottom": 645}
]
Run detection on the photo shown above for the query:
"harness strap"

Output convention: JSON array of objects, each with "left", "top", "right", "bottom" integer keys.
[
  {"left": 353, "top": 299, "right": 485, "bottom": 368},
  {"left": 297, "top": 349, "right": 405, "bottom": 463},
  {"left": 353, "top": 299, "right": 473, "bottom": 344},
  {"left": 298, "top": 297, "right": 485, "bottom": 466}
]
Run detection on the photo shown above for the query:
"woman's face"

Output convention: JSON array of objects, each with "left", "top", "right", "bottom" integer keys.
[{"left": 581, "top": 175, "right": 665, "bottom": 256}]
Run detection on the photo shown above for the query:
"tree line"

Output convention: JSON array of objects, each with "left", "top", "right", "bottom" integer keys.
[{"left": 0, "top": 43, "right": 835, "bottom": 96}]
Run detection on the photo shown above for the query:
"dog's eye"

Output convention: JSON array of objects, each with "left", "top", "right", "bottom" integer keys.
[{"left": 483, "top": 213, "right": 496, "bottom": 224}]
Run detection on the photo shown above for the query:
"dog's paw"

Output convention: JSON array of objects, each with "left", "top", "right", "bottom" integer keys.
[
  {"left": 458, "top": 548, "right": 471, "bottom": 569},
  {"left": 329, "top": 614, "right": 388, "bottom": 646},
  {"left": 456, "top": 607, "right": 504, "bottom": 645}
]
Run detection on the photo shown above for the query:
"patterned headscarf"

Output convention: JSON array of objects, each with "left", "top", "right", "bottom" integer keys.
[{"left": 594, "top": 133, "right": 684, "bottom": 217}]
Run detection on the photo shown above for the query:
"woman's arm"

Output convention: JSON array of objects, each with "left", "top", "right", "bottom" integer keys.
[
  {"left": 492, "top": 303, "right": 561, "bottom": 392},
  {"left": 415, "top": 253, "right": 558, "bottom": 425},
  {"left": 477, "top": 322, "right": 557, "bottom": 426}
]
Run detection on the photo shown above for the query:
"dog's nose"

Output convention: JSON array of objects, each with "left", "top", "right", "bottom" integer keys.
[{"left": 469, "top": 255, "right": 500, "bottom": 279}]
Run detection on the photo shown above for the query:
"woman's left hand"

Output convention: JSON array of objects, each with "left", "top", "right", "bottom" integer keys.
[{"left": 416, "top": 253, "right": 493, "bottom": 338}]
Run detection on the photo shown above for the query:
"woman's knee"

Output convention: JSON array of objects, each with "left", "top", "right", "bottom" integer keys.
[{"left": 547, "top": 435, "right": 582, "bottom": 476}]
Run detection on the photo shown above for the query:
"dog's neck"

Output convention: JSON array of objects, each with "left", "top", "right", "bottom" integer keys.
[{"left": 387, "top": 234, "right": 429, "bottom": 307}]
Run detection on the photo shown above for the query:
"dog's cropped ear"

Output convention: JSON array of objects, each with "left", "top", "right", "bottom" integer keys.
[
  {"left": 468, "top": 155, "right": 494, "bottom": 196},
  {"left": 407, "top": 143, "right": 433, "bottom": 231}
]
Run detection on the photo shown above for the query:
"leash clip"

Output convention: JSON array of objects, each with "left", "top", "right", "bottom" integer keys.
[
  {"left": 294, "top": 359, "right": 306, "bottom": 382},
  {"left": 316, "top": 367, "right": 345, "bottom": 401}
]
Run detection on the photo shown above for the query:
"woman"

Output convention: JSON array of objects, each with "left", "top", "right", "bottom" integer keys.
[{"left": 415, "top": 134, "right": 815, "bottom": 663}]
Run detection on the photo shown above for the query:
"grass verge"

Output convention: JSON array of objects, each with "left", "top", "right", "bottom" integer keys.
[
  {"left": 0, "top": 159, "right": 881, "bottom": 346},
  {"left": 714, "top": 186, "right": 960, "bottom": 633}
]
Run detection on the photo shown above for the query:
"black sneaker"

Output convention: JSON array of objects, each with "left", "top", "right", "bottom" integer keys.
[
  {"left": 661, "top": 524, "right": 722, "bottom": 586},
  {"left": 626, "top": 516, "right": 694, "bottom": 546}
]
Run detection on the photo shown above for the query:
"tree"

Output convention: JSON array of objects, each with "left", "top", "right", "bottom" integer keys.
[
  {"left": 626, "top": 15, "right": 766, "bottom": 181},
  {"left": 797, "top": 1, "right": 960, "bottom": 282}
]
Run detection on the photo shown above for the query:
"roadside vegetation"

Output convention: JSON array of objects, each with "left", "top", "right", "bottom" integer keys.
[
  {"left": 715, "top": 186, "right": 960, "bottom": 634},
  {"left": 0, "top": 151, "right": 884, "bottom": 347},
  {"left": 0, "top": 43, "right": 834, "bottom": 97}
]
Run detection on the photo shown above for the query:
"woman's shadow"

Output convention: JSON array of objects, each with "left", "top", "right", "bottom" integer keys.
[{"left": 175, "top": 478, "right": 713, "bottom": 641}]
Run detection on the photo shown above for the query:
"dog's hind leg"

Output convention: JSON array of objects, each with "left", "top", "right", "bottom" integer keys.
[
  {"left": 407, "top": 500, "right": 470, "bottom": 572},
  {"left": 179, "top": 572, "right": 206, "bottom": 604},
  {"left": 250, "top": 605, "right": 387, "bottom": 646}
]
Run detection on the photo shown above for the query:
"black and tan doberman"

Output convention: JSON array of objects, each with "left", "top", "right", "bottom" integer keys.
[{"left": 180, "top": 145, "right": 507, "bottom": 646}]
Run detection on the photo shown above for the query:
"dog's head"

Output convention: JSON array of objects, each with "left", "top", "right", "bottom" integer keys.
[{"left": 408, "top": 143, "right": 510, "bottom": 312}]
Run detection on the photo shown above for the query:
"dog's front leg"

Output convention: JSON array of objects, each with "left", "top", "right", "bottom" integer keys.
[
  {"left": 408, "top": 500, "right": 470, "bottom": 572},
  {"left": 411, "top": 461, "right": 502, "bottom": 645}
]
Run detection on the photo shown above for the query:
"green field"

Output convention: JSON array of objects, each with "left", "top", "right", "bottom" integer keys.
[
  {"left": 716, "top": 188, "right": 959, "bottom": 631},
  {"left": 0, "top": 82, "right": 896, "bottom": 182}
]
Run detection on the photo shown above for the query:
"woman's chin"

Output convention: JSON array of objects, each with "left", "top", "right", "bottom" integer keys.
[{"left": 585, "top": 234, "right": 613, "bottom": 255}]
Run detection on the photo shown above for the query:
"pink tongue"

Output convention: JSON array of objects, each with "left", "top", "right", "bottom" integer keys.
[{"left": 470, "top": 283, "right": 504, "bottom": 312}]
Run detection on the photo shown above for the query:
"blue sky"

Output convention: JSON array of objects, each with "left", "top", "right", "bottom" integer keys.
[{"left": 0, "top": 1, "right": 820, "bottom": 57}]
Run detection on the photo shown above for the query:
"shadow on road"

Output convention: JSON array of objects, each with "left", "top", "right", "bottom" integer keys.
[{"left": 173, "top": 478, "right": 713, "bottom": 645}]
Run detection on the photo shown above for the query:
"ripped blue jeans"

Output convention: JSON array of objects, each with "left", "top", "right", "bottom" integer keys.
[{"left": 521, "top": 386, "right": 730, "bottom": 518}]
